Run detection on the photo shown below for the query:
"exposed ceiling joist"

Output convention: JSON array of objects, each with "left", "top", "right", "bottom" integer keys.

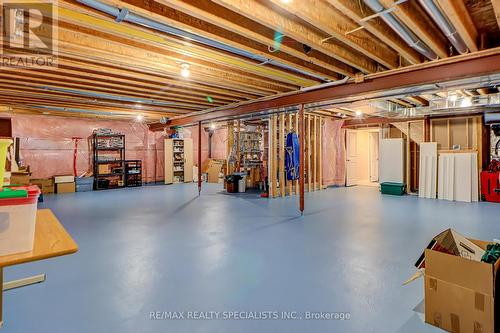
[
  {"left": 325, "top": 0, "right": 422, "bottom": 64},
  {"left": 435, "top": 0, "right": 478, "bottom": 52},
  {"left": 210, "top": 0, "right": 376, "bottom": 74},
  {"left": 266, "top": 0, "right": 399, "bottom": 69},
  {"left": 379, "top": 0, "right": 449, "bottom": 58}
]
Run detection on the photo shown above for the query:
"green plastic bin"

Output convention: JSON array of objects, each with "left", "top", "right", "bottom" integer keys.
[{"left": 380, "top": 182, "right": 406, "bottom": 196}]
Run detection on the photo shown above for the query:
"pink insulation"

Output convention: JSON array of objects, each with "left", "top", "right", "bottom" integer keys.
[
  {"left": 11, "top": 114, "right": 163, "bottom": 182},
  {"left": 9, "top": 114, "right": 228, "bottom": 182},
  {"left": 322, "top": 118, "right": 346, "bottom": 186},
  {"left": 184, "top": 126, "right": 228, "bottom": 167}
]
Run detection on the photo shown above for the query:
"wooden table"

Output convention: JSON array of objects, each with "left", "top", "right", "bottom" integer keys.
[{"left": 0, "top": 209, "right": 78, "bottom": 328}]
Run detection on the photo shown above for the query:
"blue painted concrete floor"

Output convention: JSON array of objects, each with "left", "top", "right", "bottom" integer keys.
[{"left": 2, "top": 184, "right": 499, "bottom": 333}]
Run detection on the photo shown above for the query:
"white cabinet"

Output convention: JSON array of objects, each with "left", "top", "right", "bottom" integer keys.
[{"left": 164, "top": 138, "right": 193, "bottom": 184}]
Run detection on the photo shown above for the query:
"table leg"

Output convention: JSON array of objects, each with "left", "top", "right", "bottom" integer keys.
[
  {"left": 0, "top": 267, "right": 3, "bottom": 328},
  {"left": 3, "top": 274, "right": 46, "bottom": 291},
  {"left": 0, "top": 272, "right": 46, "bottom": 328}
]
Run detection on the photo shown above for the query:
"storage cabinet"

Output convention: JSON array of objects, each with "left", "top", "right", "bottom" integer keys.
[{"left": 164, "top": 138, "right": 193, "bottom": 184}]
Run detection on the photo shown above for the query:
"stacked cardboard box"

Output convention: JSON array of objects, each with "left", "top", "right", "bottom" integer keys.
[
  {"left": 30, "top": 178, "right": 55, "bottom": 194},
  {"left": 54, "top": 175, "right": 75, "bottom": 194},
  {"left": 204, "top": 159, "right": 226, "bottom": 184}
]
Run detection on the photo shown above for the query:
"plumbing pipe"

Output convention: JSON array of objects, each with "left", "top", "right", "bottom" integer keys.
[
  {"left": 418, "top": 0, "right": 468, "bottom": 54},
  {"left": 363, "top": 0, "right": 438, "bottom": 60},
  {"left": 299, "top": 76, "right": 350, "bottom": 92}
]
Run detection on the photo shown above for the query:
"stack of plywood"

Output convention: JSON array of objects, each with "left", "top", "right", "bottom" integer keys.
[{"left": 438, "top": 152, "right": 478, "bottom": 202}]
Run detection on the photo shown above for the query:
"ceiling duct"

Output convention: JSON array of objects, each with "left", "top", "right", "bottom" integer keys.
[
  {"left": 363, "top": 0, "right": 438, "bottom": 60},
  {"left": 418, "top": 0, "right": 468, "bottom": 54}
]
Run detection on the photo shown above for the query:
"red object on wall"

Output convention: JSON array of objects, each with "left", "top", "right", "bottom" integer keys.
[{"left": 480, "top": 171, "right": 500, "bottom": 203}]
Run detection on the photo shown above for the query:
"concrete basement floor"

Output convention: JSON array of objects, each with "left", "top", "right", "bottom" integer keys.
[{"left": 2, "top": 184, "right": 499, "bottom": 333}]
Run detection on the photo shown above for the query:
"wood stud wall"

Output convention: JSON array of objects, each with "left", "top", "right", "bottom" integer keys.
[{"left": 268, "top": 112, "right": 324, "bottom": 198}]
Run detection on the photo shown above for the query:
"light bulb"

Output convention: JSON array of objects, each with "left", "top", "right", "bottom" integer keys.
[
  {"left": 210, "top": 123, "right": 216, "bottom": 130},
  {"left": 136, "top": 114, "right": 144, "bottom": 121},
  {"left": 355, "top": 110, "right": 362, "bottom": 117},
  {"left": 460, "top": 97, "right": 472, "bottom": 108}
]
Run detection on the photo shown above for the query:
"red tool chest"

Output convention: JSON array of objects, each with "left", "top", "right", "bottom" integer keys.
[{"left": 481, "top": 171, "right": 500, "bottom": 203}]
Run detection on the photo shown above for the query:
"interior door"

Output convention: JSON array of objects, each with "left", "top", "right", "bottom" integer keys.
[
  {"left": 346, "top": 130, "right": 357, "bottom": 186},
  {"left": 369, "top": 131, "right": 379, "bottom": 182},
  {"left": 183, "top": 138, "right": 193, "bottom": 183}
]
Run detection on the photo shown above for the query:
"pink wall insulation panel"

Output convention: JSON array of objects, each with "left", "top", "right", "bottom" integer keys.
[{"left": 322, "top": 118, "right": 346, "bottom": 187}]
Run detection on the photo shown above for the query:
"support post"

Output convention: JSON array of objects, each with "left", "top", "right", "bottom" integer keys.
[
  {"left": 0, "top": 267, "right": 3, "bottom": 328},
  {"left": 298, "top": 105, "right": 305, "bottom": 215},
  {"left": 198, "top": 121, "right": 202, "bottom": 196}
]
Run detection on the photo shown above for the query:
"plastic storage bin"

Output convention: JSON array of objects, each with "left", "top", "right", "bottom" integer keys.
[
  {"left": 0, "top": 185, "right": 41, "bottom": 256},
  {"left": 76, "top": 176, "right": 94, "bottom": 192},
  {"left": 380, "top": 182, "right": 406, "bottom": 195}
]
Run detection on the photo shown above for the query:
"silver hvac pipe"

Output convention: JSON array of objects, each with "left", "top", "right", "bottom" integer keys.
[
  {"left": 76, "top": 0, "right": 328, "bottom": 82},
  {"left": 363, "top": 0, "right": 438, "bottom": 60},
  {"left": 418, "top": 0, "right": 468, "bottom": 54}
]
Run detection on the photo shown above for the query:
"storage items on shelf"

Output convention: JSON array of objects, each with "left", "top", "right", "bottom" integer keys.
[
  {"left": 92, "top": 133, "right": 125, "bottom": 190},
  {"left": 125, "top": 160, "right": 142, "bottom": 187},
  {"left": 165, "top": 138, "right": 193, "bottom": 184}
]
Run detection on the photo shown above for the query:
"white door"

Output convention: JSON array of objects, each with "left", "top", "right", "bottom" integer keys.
[
  {"left": 369, "top": 131, "right": 379, "bottom": 182},
  {"left": 346, "top": 130, "right": 357, "bottom": 186}
]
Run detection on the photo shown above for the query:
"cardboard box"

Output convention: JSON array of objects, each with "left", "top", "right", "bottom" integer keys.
[
  {"left": 205, "top": 159, "right": 225, "bottom": 184},
  {"left": 98, "top": 164, "right": 110, "bottom": 174},
  {"left": 424, "top": 237, "right": 499, "bottom": 333},
  {"left": 10, "top": 172, "right": 30, "bottom": 185},
  {"left": 54, "top": 175, "right": 75, "bottom": 184},
  {"left": 30, "top": 178, "right": 55, "bottom": 194},
  {"left": 56, "top": 182, "right": 75, "bottom": 194}
]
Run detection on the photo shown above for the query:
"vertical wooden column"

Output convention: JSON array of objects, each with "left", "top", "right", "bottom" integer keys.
[
  {"left": 288, "top": 113, "right": 293, "bottom": 196},
  {"left": 318, "top": 117, "right": 323, "bottom": 190},
  {"left": 236, "top": 120, "right": 241, "bottom": 171},
  {"left": 424, "top": 116, "right": 430, "bottom": 142},
  {"left": 198, "top": 121, "right": 202, "bottom": 195},
  {"left": 406, "top": 121, "right": 411, "bottom": 188},
  {"left": 227, "top": 121, "right": 234, "bottom": 174},
  {"left": 294, "top": 113, "right": 299, "bottom": 195},
  {"left": 272, "top": 115, "right": 278, "bottom": 198},
  {"left": 279, "top": 113, "right": 286, "bottom": 198},
  {"left": 307, "top": 115, "right": 311, "bottom": 192},
  {"left": 268, "top": 117, "right": 274, "bottom": 198},
  {"left": 313, "top": 115, "right": 317, "bottom": 191},
  {"left": 298, "top": 105, "right": 305, "bottom": 215}
]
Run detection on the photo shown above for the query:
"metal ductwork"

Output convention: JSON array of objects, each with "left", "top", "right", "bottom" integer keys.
[
  {"left": 76, "top": 0, "right": 328, "bottom": 82},
  {"left": 363, "top": 0, "right": 438, "bottom": 60},
  {"left": 418, "top": 0, "right": 468, "bottom": 54}
]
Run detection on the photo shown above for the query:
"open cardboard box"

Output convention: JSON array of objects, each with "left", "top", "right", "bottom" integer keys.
[{"left": 424, "top": 238, "right": 499, "bottom": 333}]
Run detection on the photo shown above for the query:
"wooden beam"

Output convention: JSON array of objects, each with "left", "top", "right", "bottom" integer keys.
[
  {"left": 435, "top": 0, "right": 478, "bottom": 52},
  {"left": 313, "top": 115, "right": 317, "bottom": 191},
  {"left": 272, "top": 115, "right": 278, "bottom": 198},
  {"left": 379, "top": 0, "right": 449, "bottom": 59},
  {"left": 326, "top": 0, "right": 421, "bottom": 64},
  {"left": 307, "top": 115, "right": 311, "bottom": 192},
  {"left": 492, "top": 0, "right": 500, "bottom": 30},
  {"left": 298, "top": 105, "right": 305, "bottom": 214},
  {"left": 211, "top": 0, "right": 377, "bottom": 74},
  {"left": 319, "top": 117, "right": 323, "bottom": 189},
  {"left": 268, "top": 0, "right": 400, "bottom": 69},
  {"left": 279, "top": 113, "right": 285, "bottom": 198},
  {"left": 288, "top": 113, "right": 293, "bottom": 196},
  {"left": 198, "top": 121, "right": 202, "bottom": 195},
  {"left": 295, "top": 113, "right": 299, "bottom": 195}
]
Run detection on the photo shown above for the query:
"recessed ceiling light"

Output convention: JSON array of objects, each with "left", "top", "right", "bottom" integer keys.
[{"left": 180, "top": 63, "right": 190, "bottom": 78}]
